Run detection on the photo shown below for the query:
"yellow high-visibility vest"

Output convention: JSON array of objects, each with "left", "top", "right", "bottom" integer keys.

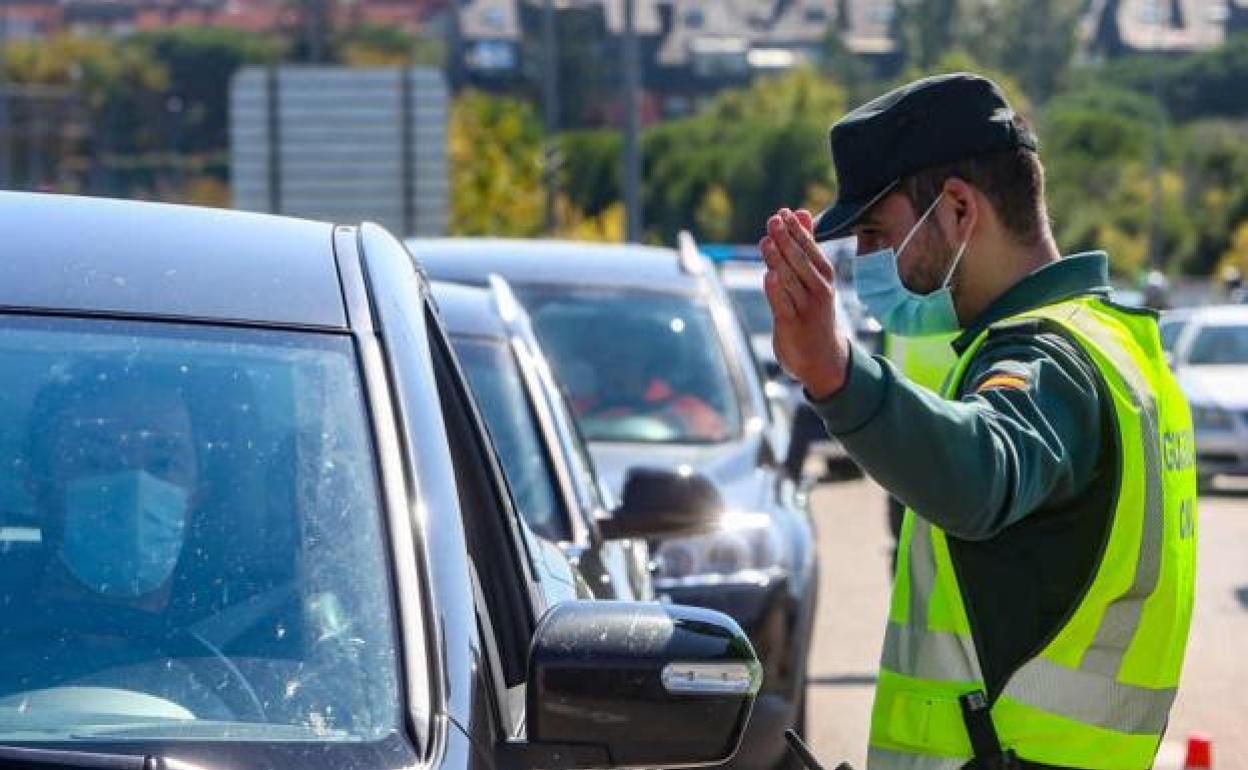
[
  {"left": 883, "top": 332, "right": 958, "bottom": 395},
  {"left": 869, "top": 297, "right": 1198, "bottom": 770}
]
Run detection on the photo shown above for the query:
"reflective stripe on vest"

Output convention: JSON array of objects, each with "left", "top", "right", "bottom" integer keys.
[{"left": 868, "top": 297, "right": 1198, "bottom": 770}]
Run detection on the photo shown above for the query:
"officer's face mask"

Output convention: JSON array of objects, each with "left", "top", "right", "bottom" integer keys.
[
  {"left": 853, "top": 192, "right": 969, "bottom": 337},
  {"left": 59, "top": 469, "right": 189, "bottom": 599}
]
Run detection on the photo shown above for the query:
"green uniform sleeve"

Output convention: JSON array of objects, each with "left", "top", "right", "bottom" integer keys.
[{"left": 808, "top": 330, "right": 1103, "bottom": 540}]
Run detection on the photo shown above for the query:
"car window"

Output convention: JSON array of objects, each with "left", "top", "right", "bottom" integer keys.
[
  {"left": 728, "top": 287, "right": 773, "bottom": 337},
  {"left": 450, "top": 335, "right": 570, "bottom": 543},
  {"left": 517, "top": 287, "right": 743, "bottom": 444},
  {"left": 1186, "top": 324, "right": 1248, "bottom": 365},
  {"left": 0, "top": 315, "right": 399, "bottom": 743},
  {"left": 1159, "top": 318, "right": 1187, "bottom": 353}
]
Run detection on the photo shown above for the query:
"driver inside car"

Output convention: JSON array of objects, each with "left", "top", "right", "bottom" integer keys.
[
  {"left": 588, "top": 329, "right": 728, "bottom": 441},
  {"left": 0, "top": 361, "right": 239, "bottom": 719}
]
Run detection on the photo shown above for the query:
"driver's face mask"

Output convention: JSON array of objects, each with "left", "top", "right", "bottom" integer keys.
[
  {"left": 59, "top": 469, "right": 189, "bottom": 599},
  {"left": 852, "top": 192, "right": 970, "bottom": 337}
]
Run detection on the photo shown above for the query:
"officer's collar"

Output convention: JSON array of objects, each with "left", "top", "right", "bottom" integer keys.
[{"left": 952, "top": 252, "right": 1112, "bottom": 355}]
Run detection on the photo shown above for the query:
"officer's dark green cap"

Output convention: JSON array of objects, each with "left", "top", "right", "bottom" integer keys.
[{"left": 813, "top": 72, "right": 1037, "bottom": 241}]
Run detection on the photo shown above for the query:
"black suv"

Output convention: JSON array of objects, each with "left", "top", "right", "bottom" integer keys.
[
  {"left": 409, "top": 236, "right": 819, "bottom": 770},
  {"left": 0, "top": 194, "right": 760, "bottom": 770}
]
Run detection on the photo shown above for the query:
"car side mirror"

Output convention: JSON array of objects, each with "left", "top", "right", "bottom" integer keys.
[
  {"left": 598, "top": 467, "right": 724, "bottom": 540},
  {"left": 502, "top": 601, "right": 760, "bottom": 770}
]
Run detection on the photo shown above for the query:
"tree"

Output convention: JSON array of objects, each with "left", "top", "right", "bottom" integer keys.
[
  {"left": 1220, "top": 220, "right": 1248, "bottom": 277},
  {"left": 125, "top": 27, "right": 281, "bottom": 154},
  {"left": 957, "top": 0, "right": 1084, "bottom": 104},
  {"left": 894, "top": 0, "right": 960, "bottom": 71},
  {"left": 448, "top": 90, "right": 546, "bottom": 236},
  {"left": 641, "top": 68, "right": 845, "bottom": 243},
  {"left": 1097, "top": 33, "right": 1248, "bottom": 122},
  {"left": 336, "top": 24, "right": 446, "bottom": 67}
]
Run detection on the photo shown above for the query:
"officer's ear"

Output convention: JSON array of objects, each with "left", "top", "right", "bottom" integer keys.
[{"left": 939, "top": 177, "right": 979, "bottom": 245}]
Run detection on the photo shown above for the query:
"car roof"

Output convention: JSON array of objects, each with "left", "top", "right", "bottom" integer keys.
[
  {"left": 406, "top": 237, "right": 704, "bottom": 293},
  {"left": 1176, "top": 304, "right": 1248, "bottom": 325},
  {"left": 0, "top": 192, "right": 346, "bottom": 329},
  {"left": 430, "top": 280, "right": 509, "bottom": 339},
  {"left": 717, "top": 262, "right": 765, "bottom": 289}
]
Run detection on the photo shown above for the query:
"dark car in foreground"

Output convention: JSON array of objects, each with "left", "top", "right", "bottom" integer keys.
[
  {"left": 409, "top": 236, "right": 819, "bottom": 770},
  {"left": 0, "top": 193, "right": 761, "bottom": 770}
]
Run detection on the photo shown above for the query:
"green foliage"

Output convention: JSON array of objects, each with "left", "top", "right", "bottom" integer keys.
[
  {"left": 449, "top": 90, "right": 546, "bottom": 237},
  {"left": 895, "top": 0, "right": 959, "bottom": 71},
  {"left": 956, "top": 0, "right": 1084, "bottom": 104},
  {"left": 559, "top": 130, "right": 622, "bottom": 217},
  {"left": 335, "top": 24, "right": 445, "bottom": 67},
  {"left": 1095, "top": 33, "right": 1248, "bottom": 122},
  {"left": 125, "top": 27, "right": 281, "bottom": 153},
  {"left": 642, "top": 68, "right": 843, "bottom": 243},
  {"left": 558, "top": 68, "right": 843, "bottom": 244}
]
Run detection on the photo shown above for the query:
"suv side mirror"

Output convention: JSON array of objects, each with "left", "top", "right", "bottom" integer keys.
[
  {"left": 598, "top": 467, "right": 724, "bottom": 540},
  {"left": 507, "top": 601, "right": 760, "bottom": 770}
]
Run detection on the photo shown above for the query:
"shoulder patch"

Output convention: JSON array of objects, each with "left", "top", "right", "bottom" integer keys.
[{"left": 975, "top": 373, "right": 1030, "bottom": 393}]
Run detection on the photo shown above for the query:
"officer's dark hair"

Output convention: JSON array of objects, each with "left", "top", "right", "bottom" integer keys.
[{"left": 900, "top": 117, "right": 1050, "bottom": 248}]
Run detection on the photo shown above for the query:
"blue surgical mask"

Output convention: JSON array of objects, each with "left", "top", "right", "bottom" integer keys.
[
  {"left": 60, "top": 470, "right": 189, "bottom": 599},
  {"left": 853, "top": 193, "right": 969, "bottom": 337}
]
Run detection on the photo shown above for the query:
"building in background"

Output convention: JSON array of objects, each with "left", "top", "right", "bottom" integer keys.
[{"left": 1082, "top": 0, "right": 1248, "bottom": 56}]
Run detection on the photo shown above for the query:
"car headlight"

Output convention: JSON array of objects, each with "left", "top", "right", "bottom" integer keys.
[
  {"left": 652, "top": 512, "right": 789, "bottom": 589},
  {"left": 1192, "top": 404, "right": 1235, "bottom": 432}
]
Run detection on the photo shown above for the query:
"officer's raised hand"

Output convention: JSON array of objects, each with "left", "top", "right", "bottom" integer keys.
[{"left": 760, "top": 207, "right": 850, "bottom": 400}]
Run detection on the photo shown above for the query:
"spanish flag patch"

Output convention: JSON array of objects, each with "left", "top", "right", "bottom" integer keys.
[{"left": 975, "top": 373, "right": 1030, "bottom": 393}]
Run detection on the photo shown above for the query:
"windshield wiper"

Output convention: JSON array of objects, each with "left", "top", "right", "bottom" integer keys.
[{"left": 0, "top": 745, "right": 155, "bottom": 770}]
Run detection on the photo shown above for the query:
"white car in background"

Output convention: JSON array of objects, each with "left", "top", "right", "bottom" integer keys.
[{"left": 1163, "top": 305, "right": 1248, "bottom": 488}]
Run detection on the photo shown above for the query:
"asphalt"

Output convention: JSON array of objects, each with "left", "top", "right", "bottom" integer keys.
[{"left": 801, "top": 476, "right": 1248, "bottom": 769}]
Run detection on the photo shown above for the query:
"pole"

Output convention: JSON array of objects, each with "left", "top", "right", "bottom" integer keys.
[
  {"left": 1148, "top": 0, "right": 1164, "bottom": 270},
  {"left": 0, "top": 0, "right": 10, "bottom": 189},
  {"left": 622, "top": 0, "right": 642, "bottom": 242},
  {"left": 542, "top": 0, "right": 559, "bottom": 234}
]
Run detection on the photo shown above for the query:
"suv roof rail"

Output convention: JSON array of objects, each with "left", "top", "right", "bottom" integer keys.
[
  {"left": 487, "top": 273, "right": 523, "bottom": 323},
  {"left": 676, "top": 230, "right": 708, "bottom": 276}
]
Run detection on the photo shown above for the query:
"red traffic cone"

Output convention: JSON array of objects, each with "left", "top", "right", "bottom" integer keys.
[{"left": 1183, "top": 733, "right": 1213, "bottom": 769}]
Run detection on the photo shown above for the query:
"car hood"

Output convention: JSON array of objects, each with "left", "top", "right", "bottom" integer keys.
[
  {"left": 1177, "top": 366, "right": 1248, "bottom": 410},
  {"left": 589, "top": 437, "right": 773, "bottom": 512}
]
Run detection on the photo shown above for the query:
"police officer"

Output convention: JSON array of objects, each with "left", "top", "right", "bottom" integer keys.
[{"left": 760, "top": 73, "right": 1198, "bottom": 770}]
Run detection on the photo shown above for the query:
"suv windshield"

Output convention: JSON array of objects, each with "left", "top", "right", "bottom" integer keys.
[
  {"left": 517, "top": 288, "right": 742, "bottom": 444},
  {"left": 450, "top": 336, "right": 570, "bottom": 542},
  {"left": 0, "top": 316, "right": 399, "bottom": 743}
]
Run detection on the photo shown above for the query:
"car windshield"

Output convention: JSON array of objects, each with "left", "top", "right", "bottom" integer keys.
[
  {"left": 0, "top": 315, "right": 399, "bottom": 743},
  {"left": 517, "top": 287, "right": 742, "bottom": 444},
  {"left": 728, "top": 287, "right": 773, "bottom": 337},
  {"left": 1186, "top": 324, "right": 1248, "bottom": 365},
  {"left": 450, "top": 336, "right": 570, "bottom": 542}
]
